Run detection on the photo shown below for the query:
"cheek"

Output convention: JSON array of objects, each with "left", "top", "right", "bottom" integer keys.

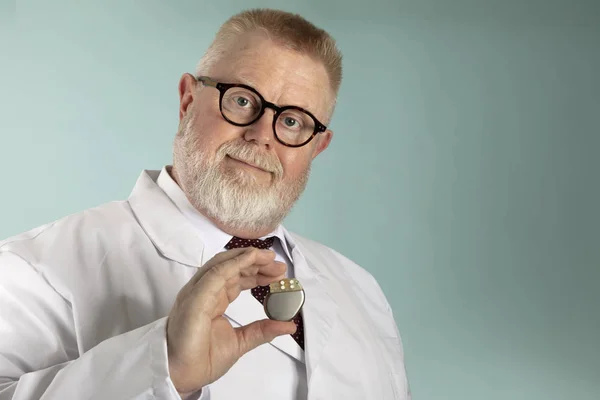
[
  {"left": 191, "top": 111, "right": 239, "bottom": 153},
  {"left": 278, "top": 150, "right": 312, "bottom": 180}
]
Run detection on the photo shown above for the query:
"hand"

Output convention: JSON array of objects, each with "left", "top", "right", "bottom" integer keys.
[{"left": 166, "top": 247, "right": 297, "bottom": 395}]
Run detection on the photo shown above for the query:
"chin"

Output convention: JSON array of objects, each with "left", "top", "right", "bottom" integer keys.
[{"left": 223, "top": 166, "right": 274, "bottom": 189}]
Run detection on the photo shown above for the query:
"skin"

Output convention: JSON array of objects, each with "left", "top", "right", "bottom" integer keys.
[{"left": 166, "top": 33, "right": 336, "bottom": 396}]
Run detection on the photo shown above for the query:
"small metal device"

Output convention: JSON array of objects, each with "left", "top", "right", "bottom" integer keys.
[{"left": 264, "top": 278, "right": 305, "bottom": 321}]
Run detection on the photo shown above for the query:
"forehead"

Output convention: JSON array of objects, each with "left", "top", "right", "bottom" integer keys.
[{"left": 208, "top": 34, "right": 333, "bottom": 122}]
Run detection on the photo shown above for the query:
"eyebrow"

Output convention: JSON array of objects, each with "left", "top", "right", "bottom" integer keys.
[{"left": 233, "top": 74, "right": 259, "bottom": 89}]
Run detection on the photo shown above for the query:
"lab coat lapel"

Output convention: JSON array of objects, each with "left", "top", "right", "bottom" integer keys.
[
  {"left": 286, "top": 232, "right": 340, "bottom": 388},
  {"left": 289, "top": 235, "right": 399, "bottom": 399},
  {"left": 128, "top": 170, "right": 204, "bottom": 268}
]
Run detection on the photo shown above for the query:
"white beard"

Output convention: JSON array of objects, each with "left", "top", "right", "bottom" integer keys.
[{"left": 172, "top": 113, "right": 310, "bottom": 234}]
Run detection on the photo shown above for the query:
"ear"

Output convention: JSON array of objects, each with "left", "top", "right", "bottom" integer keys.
[
  {"left": 311, "top": 129, "right": 333, "bottom": 160},
  {"left": 178, "top": 73, "right": 198, "bottom": 121}
]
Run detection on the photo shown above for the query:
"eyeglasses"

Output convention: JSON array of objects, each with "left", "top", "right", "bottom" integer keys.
[{"left": 195, "top": 76, "right": 327, "bottom": 148}]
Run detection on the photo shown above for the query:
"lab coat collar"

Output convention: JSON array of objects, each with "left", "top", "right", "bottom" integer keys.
[
  {"left": 155, "top": 167, "right": 293, "bottom": 265},
  {"left": 128, "top": 169, "right": 204, "bottom": 268}
]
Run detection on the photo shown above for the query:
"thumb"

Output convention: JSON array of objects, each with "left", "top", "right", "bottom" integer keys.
[{"left": 236, "top": 319, "right": 297, "bottom": 354}]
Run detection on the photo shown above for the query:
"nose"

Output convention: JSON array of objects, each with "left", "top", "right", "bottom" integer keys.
[{"left": 243, "top": 109, "right": 275, "bottom": 149}]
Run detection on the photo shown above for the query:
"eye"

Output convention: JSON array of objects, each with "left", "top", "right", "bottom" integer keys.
[
  {"left": 234, "top": 96, "right": 251, "bottom": 107},
  {"left": 283, "top": 117, "right": 299, "bottom": 127},
  {"left": 279, "top": 111, "right": 309, "bottom": 132}
]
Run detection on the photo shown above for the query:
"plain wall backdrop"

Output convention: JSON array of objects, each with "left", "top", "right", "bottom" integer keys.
[{"left": 1, "top": 1, "right": 599, "bottom": 399}]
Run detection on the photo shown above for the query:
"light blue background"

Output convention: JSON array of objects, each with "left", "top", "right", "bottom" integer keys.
[{"left": 1, "top": 1, "right": 599, "bottom": 399}]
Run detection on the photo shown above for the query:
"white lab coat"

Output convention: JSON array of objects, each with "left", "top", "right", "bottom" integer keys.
[{"left": 0, "top": 170, "right": 410, "bottom": 399}]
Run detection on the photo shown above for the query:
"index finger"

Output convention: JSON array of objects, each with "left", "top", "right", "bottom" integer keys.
[{"left": 189, "top": 247, "right": 276, "bottom": 286}]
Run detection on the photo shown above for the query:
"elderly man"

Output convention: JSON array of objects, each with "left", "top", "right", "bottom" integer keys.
[{"left": 0, "top": 8, "right": 410, "bottom": 400}]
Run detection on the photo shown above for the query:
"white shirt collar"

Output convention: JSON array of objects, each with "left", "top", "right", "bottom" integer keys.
[{"left": 156, "top": 166, "right": 293, "bottom": 261}]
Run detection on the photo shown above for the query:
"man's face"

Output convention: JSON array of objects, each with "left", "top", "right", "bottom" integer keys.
[{"left": 173, "top": 33, "right": 333, "bottom": 235}]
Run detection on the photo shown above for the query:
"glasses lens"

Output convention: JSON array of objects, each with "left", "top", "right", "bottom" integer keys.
[
  {"left": 221, "top": 87, "right": 263, "bottom": 124},
  {"left": 275, "top": 109, "right": 315, "bottom": 146}
]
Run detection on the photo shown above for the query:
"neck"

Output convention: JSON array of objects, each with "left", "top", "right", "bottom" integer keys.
[
  {"left": 169, "top": 165, "right": 278, "bottom": 239},
  {"left": 206, "top": 218, "right": 276, "bottom": 240}
]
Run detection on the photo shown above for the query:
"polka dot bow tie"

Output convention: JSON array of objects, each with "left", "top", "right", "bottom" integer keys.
[{"left": 225, "top": 236, "right": 305, "bottom": 350}]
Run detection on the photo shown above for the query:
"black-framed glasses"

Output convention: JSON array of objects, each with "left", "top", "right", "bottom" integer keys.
[{"left": 195, "top": 76, "right": 327, "bottom": 148}]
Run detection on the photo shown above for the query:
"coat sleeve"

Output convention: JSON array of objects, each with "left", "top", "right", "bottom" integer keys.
[{"left": 0, "top": 250, "right": 209, "bottom": 400}]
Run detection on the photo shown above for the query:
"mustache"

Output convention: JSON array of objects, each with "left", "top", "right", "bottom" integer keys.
[{"left": 217, "top": 140, "right": 284, "bottom": 178}]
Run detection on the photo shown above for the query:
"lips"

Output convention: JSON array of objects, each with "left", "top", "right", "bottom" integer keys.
[{"left": 227, "top": 155, "right": 269, "bottom": 173}]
